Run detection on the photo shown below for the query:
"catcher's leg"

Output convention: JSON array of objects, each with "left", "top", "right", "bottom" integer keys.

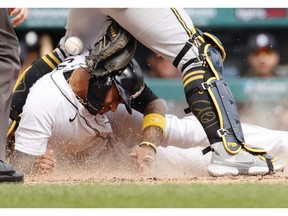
[
  {"left": 7, "top": 47, "right": 66, "bottom": 155},
  {"left": 174, "top": 28, "right": 285, "bottom": 176}
]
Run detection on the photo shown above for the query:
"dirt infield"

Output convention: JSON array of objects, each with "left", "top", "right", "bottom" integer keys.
[
  {"left": 24, "top": 164, "right": 288, "bottom": 185},
  {"left": 21, "top": 143, "right": 288, "bottom": 185}
]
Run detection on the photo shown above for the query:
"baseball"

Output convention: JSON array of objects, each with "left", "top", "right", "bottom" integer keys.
[{"left": 64, "top": 36, "right": 83, "bottom": 55}]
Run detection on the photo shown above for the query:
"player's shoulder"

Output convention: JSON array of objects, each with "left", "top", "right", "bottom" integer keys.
[{"left": 55, "top": 52, "right": 89, "bottom": 73}]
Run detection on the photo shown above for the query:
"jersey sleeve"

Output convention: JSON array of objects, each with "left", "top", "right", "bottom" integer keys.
[{"left": 131, "top": 84, "right": 158, "bottom": 114}]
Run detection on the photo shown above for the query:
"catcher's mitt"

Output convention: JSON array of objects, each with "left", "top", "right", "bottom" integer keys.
[{"left": 86, "top": 20, "right": 137, "bottom": 77}]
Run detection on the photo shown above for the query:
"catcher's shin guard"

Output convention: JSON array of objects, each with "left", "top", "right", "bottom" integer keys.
[
  {"left": 174, "top": 28, "right": 275, "bottom": 171},
  {"left": 182, "top": 49, "right": 245, "bottom": 154},
  {"left": 7, "top": 48, "right": 66, "bottom": 154}
]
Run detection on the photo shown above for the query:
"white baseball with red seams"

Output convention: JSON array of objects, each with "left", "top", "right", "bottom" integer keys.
[{"left": 64, "top": 36, "right": 83, "bottom": 55}]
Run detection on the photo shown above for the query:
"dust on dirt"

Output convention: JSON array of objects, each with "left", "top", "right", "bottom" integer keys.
[
  {"left": 24, "top": 162, "right": 288, "bottom": 185},
  {"left": 22, "top": 141, "right": 288, "bottom": 185}
]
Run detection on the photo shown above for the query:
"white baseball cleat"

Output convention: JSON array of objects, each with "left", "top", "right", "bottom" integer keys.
[{"left": 207, "top": 142, "right": 285, "bottom": 177}]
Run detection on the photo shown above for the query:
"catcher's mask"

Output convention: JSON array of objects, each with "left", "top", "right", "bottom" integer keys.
[{"left": 85, "top": 58, "right": 144, "bottom": 115}]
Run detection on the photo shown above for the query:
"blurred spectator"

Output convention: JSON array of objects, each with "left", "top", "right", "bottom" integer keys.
[
  {"left": 146, "top": 52, "right": 185, "bottom": 117},
  {"left": 146, "top": 53, "right": 181, "bottom": 79},
  {"left": 19, "top": 32, "right": 54, "bottom": 76},
  {"left": 39, "top": 34, "right": 54, "bottom": 57},
  {"left": 245, "top": 32, "right": 281, "bottom": 77},
  {"left": 238, "top": 32, "right": 288, "bottom": 130}
]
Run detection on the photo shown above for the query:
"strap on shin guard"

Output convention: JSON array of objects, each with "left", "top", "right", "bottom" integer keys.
[
  {"left": 243, "top": 144, "right": 275, "bottom": 173},
  {"left": 207, "top": 78, "right": 244, "bottom": 153}
]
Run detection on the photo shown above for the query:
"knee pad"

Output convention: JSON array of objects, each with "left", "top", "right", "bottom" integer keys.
[{"left": 173, "top": 27, "right": 226, "bottom": 73}]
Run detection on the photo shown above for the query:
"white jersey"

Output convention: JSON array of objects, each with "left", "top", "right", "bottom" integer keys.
[{"left": 15, "top": 53, "right": 113, "bottom": 157}]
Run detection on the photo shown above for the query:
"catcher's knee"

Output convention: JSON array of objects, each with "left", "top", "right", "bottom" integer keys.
[{"left": 174, "top": 28, "right": 227, "bottom": 115}]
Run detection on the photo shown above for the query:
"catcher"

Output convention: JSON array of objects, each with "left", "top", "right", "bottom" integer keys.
[
  {"left": 9, "top": 10, "right": 285, "bottom": 176},
  {"left": 8, "top": 51, "right": 286, "bottom": 176}
]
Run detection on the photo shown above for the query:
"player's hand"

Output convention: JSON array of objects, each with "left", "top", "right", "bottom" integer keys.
[
  {"left": 8, "top": 8, "right": 28, "bottom": 27},
  {"left": 33, "top": 150, "right": 56, "bottom": 174},
  {"left": 129, "top": 145, "right": 156, "bottom": 175}
]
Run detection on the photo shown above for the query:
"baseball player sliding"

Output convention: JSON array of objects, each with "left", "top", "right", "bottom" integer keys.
[
  {"left": 8, "top": 51, "right": 286, "bottom": 177},
  {"left": 9, "top": 9, "right": 285, "bottom": 176}
]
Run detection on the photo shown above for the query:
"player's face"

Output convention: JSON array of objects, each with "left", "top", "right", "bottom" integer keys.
[
  {"left": 98, "top": 83, "right": 124, "bottom": 114},
  {"left": 248, "top": 48, "right": 280, "bottom": 77}
]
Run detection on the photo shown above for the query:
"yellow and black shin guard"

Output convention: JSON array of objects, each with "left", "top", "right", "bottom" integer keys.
[
  {"left": 183, "top": 47, "right": 274, "bottom": 171},
  {"left": 7, "top": 48, "right": 65, "bottom": 149},
  {"left": 180, "top": 29, "right": 241, "bottom": 152},
  {"left": 174, "top": 27, "right": 275, "bottom": 172},
  {"left": 174, "top": 27, "right": 242, "bottom": 151}
]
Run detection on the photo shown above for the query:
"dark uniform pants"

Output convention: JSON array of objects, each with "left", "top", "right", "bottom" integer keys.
[{"left": 0, "top": 9, "right": 20, "bottom": 159}]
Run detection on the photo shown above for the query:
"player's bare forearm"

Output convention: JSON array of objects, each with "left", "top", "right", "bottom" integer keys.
[
  {"left": 142, "top": 98, "right": 166, "bottom": 146},
  {"left": 129, "top": 98, "right": 166, "bottom": 173},
  {"left": 143, "top": 98, "right": 166, "bottom": 116}
]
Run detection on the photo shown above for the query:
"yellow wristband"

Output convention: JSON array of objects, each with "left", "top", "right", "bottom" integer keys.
[
  {"left": 139, "top": 141, "right": 157, "bottom": 153},
  {"left": 142, "top": 113, "right": 166, "bottom": 135}
]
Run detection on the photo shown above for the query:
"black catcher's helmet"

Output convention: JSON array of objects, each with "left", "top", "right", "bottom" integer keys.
[{"left": 85, "top": 58, "right": 144, "bottom": 115}]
